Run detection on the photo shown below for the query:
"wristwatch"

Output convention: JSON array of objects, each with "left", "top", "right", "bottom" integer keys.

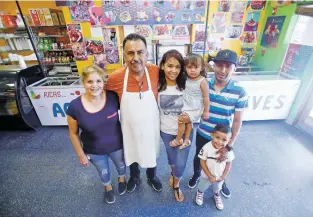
[{"left": 226, "top": 145, "right": 233, "bottom": 152}]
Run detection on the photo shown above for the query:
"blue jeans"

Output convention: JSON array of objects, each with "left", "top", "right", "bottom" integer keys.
[
  {"left": 87, "top": 149, "right": 126, "bottom": 185},
  {"left": 160, "top": 131, "right": 192, "bottom": 179}
]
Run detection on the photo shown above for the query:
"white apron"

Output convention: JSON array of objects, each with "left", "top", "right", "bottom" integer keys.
[{"left": 120, "top": 67, "right": 160, "bottom": 168}]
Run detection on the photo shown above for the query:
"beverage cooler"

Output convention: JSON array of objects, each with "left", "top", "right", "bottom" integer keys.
[
  {"left": 26, "top": 76, "right": 85, "bottom": 126},
  {"left": 0, "top": 65, "right": 44, "bottom": 130}
]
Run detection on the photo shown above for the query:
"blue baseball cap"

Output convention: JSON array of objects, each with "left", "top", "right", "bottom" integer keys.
[{"left": 214, "top": 49, "right": 238, "bottom": 65}]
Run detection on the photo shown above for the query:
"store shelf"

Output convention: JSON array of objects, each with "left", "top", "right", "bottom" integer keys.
[
  {"left": 43, "top": 62, "right": 76, "bottom": 66},
  {"left": 0, "top": 36, "right": 29, "bottom": 39},
  {"left": 0, "top": 27, "right": 26, "bottom": 31},
  {"left": 0, "top": 49, "right": 33, "bottom": 53},
  {"left": 43, "top": 49, "right": 72, "bottom": 52},
  {"left": 38, "top": 35, "right": 68, "bottom": 38},
  {"left": 30, "top": 25, "right": 67, "bottom": 28}
]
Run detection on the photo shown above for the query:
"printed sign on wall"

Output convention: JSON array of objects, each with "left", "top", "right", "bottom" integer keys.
[{"left": 102, "top": 0, "right": 206, "bottom": 26}]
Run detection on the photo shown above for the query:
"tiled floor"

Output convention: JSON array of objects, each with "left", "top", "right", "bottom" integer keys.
[{"left": 0, "top": 120, "right": 313, "bottom": 217}]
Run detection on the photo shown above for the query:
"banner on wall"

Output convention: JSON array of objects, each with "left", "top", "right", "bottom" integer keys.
[
  {"left": 281, "top": 43, "right": 313, "bottom": 78},
  {"left": 102, "top": 0, "right": 206, "bottom": 26},
  {"left": 261, "top": 16, "right": 286, "bottom": 48}
]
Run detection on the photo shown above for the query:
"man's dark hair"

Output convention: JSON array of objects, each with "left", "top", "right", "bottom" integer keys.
[
  {"left": 213, "top": 124, "right": 231, "bottom": 135},
  {"left": 123, "top": 33, "right": 147, "bottom": 49}
]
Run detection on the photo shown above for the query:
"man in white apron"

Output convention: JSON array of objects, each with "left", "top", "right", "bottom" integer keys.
[{"left": 106, "top": 33, "right": 162, "bottom": 193}]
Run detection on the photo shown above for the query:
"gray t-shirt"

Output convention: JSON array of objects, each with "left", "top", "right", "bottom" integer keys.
[{"left": 158, "top": 85, "right": 183, "bottom": 135}]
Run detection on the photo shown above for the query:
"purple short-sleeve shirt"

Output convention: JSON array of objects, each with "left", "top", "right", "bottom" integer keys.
[{"left": 67, "top": 91, "right": 123, "bottom": 155}]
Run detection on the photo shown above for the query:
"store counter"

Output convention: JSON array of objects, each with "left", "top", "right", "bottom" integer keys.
[
  {"left": 231, "top": 73, "right": 301, "bottom": 121},
  {"left": 26, "top": 77, "right": 85, "bottom": 126},
  {"left": 27, "top": 73, "right": 301, "bottom": 126}
]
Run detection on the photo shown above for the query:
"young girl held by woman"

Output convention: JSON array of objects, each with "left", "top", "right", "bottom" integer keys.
[{"left": 170, "top": 53, "right": 210, "bottom": 149}]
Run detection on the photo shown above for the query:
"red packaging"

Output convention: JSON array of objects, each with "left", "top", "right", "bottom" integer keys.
[
  {"left": 29, "top": 9, "right": 42, "bottom": 26},
  {"left": 1, "top": 15, "right": 18, "bottom": 28}
]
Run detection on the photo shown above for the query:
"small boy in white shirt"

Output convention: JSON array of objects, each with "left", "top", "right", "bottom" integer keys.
[{"left": 195, "top": 124, "right": 234, "bottom": 210}]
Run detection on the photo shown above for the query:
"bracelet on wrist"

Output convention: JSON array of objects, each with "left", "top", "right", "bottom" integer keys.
[{"left": 226, "top": 145, "right": 233, "bottom": 152}]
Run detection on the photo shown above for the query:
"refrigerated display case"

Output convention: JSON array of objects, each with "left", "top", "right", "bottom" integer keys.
[
  {"left": 0, "top": 65, "right": 44, "bottom": 130},
  {"left": 26, "top": 76, "right": 85, "bottom": 126}
]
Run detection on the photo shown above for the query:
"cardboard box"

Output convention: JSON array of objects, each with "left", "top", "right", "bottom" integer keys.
[
  {"left": 43, "top": 8, "right": 62, "bottom": 26},
  {"left": 43, "top": 8, "right": 53, "bottom": 26},
  {"left": 57, "top": 12, "right": 66, "bottom": 25},
  {"left": 29, "top": 9, "right": 41, "bottom": 26},
  {"left": 24, "top": 14, "right": 34, "bottom": 26},
  {"left": 37, "top": 9, "right": 46, "bottom": 26},
  {"left": 51, "top": 13, "right": 60, "bottom": 26},
  {"left": 1, "top": 15, "right": 18, "bottom": 28}
]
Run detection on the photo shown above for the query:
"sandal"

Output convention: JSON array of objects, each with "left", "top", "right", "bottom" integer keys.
[
  {"left": 170, "top": 138, "right": 183, "bottom": 147},
  {"left": 169, "top": 172, "right": 174, "bottom": 188},
  {"left": 173, "top": 187, "right": 184, "bottom": 202},
  {"left": 179, "top": 140, "right": 191, "bottom": 150}
]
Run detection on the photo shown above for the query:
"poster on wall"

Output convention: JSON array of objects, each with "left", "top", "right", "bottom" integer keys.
[
  {"left": 85, "top": 38, "right": 105, "bottom": 55},
  {"left": 192, "top": 24, "right": 209, "bottom": 53},
  {"left": 93, "top": 54, "right": 107, "bottom": 71},
  {"left": 218, "top": 0, "right": 231, "bottom": 12},
  {"left": 231, "top": 11, "right": 244, "bottom": 24},
  {"left": 103, "top": 28, "right": 118, "bottom": 48},
  {"left": 231, "top": 1, "right": 247, "bottom": 11},
  {"left": 153, "top": 25, "right": 173, "bottom": 40},
  {"left": 281, "top": 43, "right": 313, "bottom": 78},
  {"left": 271, "top": 0, "right": 291, "bottom": 7},
  {"left": 244, "top": 12, "right": 260, "bottom": 31},
  {"left": 212, "top": 13, "right": 227, "bottom": 33},
  {"left": 135, "top": 25, "right": 153, "bottom": 40},
  {"left": 102, "top": 0, "right": 206, "bottom": 26},
  {"left": 207, "top": 37, "right": 222, "bottom": 53},
  {"left": 261, "top": 16, "right": 286, "bottom": 48},
  {"left": 67, "top": 24, "right": 83, "bottom": 43},
  {"left": 89, "top": 7, "right": 105, "bottom": 26},
  {"left": 72, "top": 42, "right": 88, "bottom": 60},
  {"left": 225, "top": 25, "right": 243, "bottom": 39},
  {"left": 241, "top": 31, "right": 257, "bottom": 44},
  {"left": 105, "top": 48, "right": 120, "bottom": 64},
  {"left": 55, "top": 0, "right": 69, "bottom": 7},
  {"left": 70, "top": 6, "right": 90, "bottom": 22},
  {"left": 172, "top": 25, "right": 191, "bottom": 41},
  {"left": 248, "top": 0, "right": 266, "bottom": 10}
]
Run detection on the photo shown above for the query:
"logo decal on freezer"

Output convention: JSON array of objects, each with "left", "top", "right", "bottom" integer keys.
[{"left": 31, "top": 91, "right": 40, "bottom": 99}]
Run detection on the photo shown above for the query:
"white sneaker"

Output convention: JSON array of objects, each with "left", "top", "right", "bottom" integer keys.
[
  {"left": 195, "top": 190, "right": 204, "bottom": 206},
  {"left": 214, "top": 193, "right": 224, "bottom": 210}
]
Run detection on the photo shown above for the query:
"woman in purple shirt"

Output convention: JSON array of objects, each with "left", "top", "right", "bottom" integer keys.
[{"left": 67, "top": 65, "right": 126, "bottom": 204}]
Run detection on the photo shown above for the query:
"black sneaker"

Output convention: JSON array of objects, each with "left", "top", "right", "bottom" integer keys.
[
  {"left": 221, "top": 182, "right": 231, "bottom": 198},
  {"left": 188, "top": 175, "right": 199, "bottom": 189},
  {"left": 127, "top": 177, "right": 140, "bottom": 193},
  {"left": 147, "top": 176, "right": 163, "bottom": 192},
  {"left": 118, "top": 181, "right": 127, "bottom": 195},
  {"left": 105, "top": 189, "right": 115, "bottom": 204}
]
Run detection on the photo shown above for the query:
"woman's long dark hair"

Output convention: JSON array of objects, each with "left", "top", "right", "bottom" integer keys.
[{"left": 158, "top": 49, "right": 186, "bottom": 92}]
